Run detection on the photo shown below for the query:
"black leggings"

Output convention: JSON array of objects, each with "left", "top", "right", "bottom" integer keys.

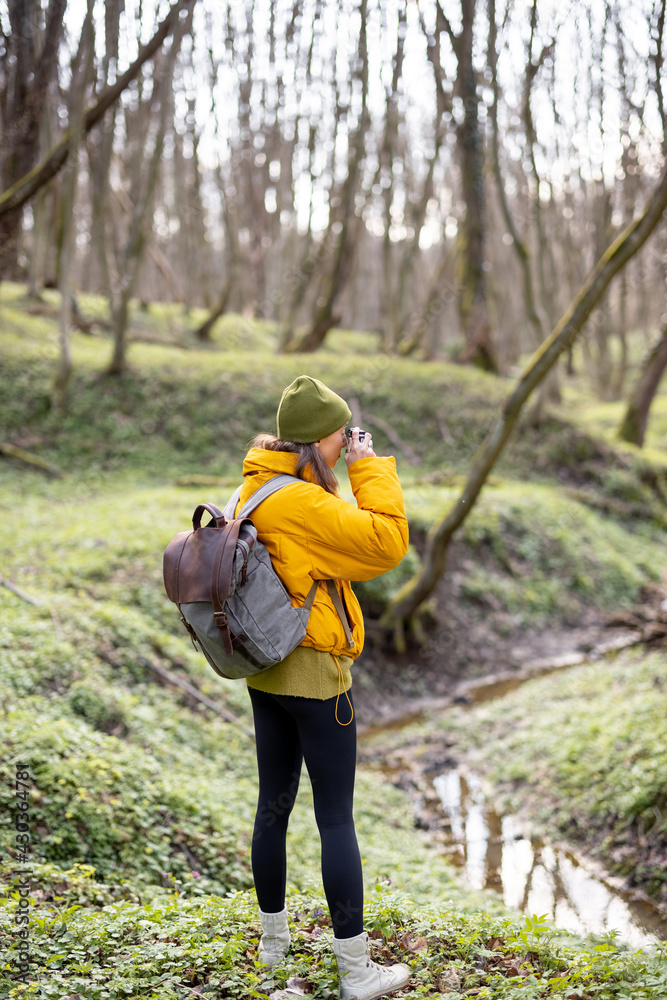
[{"left": 248, "top": 687, "right": 364, "bottom": 938}]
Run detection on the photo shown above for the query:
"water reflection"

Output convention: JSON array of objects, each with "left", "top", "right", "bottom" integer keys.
[{"left": 433, "top": 769, "right": 663, "bottom": 949}]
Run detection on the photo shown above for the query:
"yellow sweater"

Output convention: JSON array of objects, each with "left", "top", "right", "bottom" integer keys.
[{"left": 246, "top": 645, "right": 354, "bottom": 702}]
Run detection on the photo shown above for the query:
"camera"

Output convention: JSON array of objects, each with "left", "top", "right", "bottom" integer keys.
[{"left": 346, "top": 428, "right": 366, "bottom": 442}]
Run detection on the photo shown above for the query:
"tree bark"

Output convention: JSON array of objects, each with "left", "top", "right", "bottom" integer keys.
[
  {"left": 386, "top": 161, "right": 667, "bottom": 630},
  {"left": 618, "top": 325, "right": 667, "bottom": 447}
]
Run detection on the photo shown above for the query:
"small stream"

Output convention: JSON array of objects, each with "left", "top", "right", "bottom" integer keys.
[{"left": 433, "top": 768, "right": 666, "bottom": 948}]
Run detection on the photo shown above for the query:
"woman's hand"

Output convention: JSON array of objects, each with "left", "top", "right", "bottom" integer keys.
[{"left": 345, "top": 427, "right": 375, "bottom": 467}]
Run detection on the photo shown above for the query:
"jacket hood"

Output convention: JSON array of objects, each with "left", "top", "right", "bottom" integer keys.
[{"left": 242, "top": 447, "right": 317, "bottom": 483}]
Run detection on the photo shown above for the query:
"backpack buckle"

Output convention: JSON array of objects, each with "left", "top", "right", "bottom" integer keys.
[{"left": 213, "top": 610, "right": 228, "bottom": 627}]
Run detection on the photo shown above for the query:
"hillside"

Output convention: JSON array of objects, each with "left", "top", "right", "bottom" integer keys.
[
  {"left": 3, "top": 280, "right": 667, "bottom": 700},
  {"left": 1, "top": 284, "right": 667, "bottom": 997}
]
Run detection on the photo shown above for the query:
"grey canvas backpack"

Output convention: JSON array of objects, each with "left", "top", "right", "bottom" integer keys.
[{"left": 163, "top": 474, "right": 354, "bottom": 679}]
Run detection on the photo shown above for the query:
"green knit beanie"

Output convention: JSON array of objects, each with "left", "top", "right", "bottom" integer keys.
[{"left": 276, "top": 376, "right": 351, "bottom": 443}]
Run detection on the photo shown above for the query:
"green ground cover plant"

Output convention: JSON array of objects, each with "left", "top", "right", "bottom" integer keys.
[
  {"left": 0, "top": 595, "right": 468, "bottom": 906},
  {"left": 1, "top": 870, "right": 666, "bottom": 999},
  {"left": 2, "top": 284, "right": 667, "bottom": 995}
]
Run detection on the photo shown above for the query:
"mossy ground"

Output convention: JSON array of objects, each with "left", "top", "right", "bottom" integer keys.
[{"left": 1, "top": 285, "right": 667, "bottom": 995}]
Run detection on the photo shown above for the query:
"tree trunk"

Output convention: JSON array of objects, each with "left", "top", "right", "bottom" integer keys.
[
  {"left": 618, "top": 325, "right": 667, "bottom": 446},
  {"left": 385, "top": 161, "right": 667, "bottom": 632},
  {"left": 610, "top": 266, "right": 630, "bottom": 400},
  {"left": 393, "top": 127, "right": 446, "bottom": 356},
  {"left": 289, "top": 208, "right": 363, "bottom": 353},
  {"left": 285, "top": 0, "right": 369, "bottom": 354},
  {"left": 487, "top": 0, "right": 548, "bottom": 355},
  {"left": 106, "top": 10, "right": 190, "bottom": 376},
  {"left": 52, "top": 0, "right": 95, "bottom": 416},
  {"left": 398, "top": 244, "right": 455, "bottom": 357},
  {"left": 379, "top": 6, "right": 407, "bottom": 351},
  {"left": 86, "top": 0, "right": 123, "bottom": 298},
  {"left": 519, "top": 4, "right": 561, "bottom": 418},
  {"left": 27, "top": 180, "right": 51, "bottom": 298},
  {"left": 193, "top": 277, "right": 233, "bottom": 341},
  {"left": 456, "top": 0, "right": 496, "bottom": 372},
  {"left": 422, "top": 0, "right": 496, "bottom": 371}
]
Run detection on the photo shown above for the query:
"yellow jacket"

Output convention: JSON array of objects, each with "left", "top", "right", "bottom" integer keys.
[{"left": 234, "top": 448, "right": 408, "bottom": 696}]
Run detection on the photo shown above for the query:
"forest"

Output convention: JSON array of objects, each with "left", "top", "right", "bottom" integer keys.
[{"left": 1, "top": 0, "right": 667, "bottom": 998}]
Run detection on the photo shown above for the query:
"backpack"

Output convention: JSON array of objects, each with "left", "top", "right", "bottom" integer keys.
[{"left": 163, "top": 474, "right": 355, "bottom": 680}]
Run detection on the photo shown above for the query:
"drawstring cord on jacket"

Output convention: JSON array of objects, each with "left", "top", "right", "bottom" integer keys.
[{"left": 333, "top": 655, "right": 354, "bottom": 726}]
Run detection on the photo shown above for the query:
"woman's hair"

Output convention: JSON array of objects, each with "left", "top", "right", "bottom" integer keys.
[{"left": 252, "top": 433, "right": 339, "bottom": 495}]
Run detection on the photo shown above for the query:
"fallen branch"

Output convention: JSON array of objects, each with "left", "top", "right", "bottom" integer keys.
[
  {"left": 0, "top": 576, "right": 42, "bottom": 606},
  {"left": 138, "top": 656, "right": 254, "bottom": 739},
  {"left": 71, "top": 294, "right": 112, "bottom": 333},
  {"left": 564, "top": 486, "right": 667, "bottom": 526},
  {"left": 25, "top": 296, "right": 111, "bottom": 333},
  {"left": 0, "top": 442, "right": 65, "bottom": 478}
]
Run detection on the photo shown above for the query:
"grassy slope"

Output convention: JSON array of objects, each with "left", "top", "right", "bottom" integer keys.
[{"left": 1, "top": 285, "right": 667, "bottom": 997}]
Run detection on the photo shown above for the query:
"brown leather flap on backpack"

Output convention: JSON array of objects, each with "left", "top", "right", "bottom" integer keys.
[{"left": 163, "top": 519, "right": 255, "bottom": 605}]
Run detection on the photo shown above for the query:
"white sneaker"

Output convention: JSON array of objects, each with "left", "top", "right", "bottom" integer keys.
[
  {"left": 258, "top": 907, "right": 291, "bottom": 967},
  {"left": 333, "top": 931, "right": 410, "bottom": 999}
]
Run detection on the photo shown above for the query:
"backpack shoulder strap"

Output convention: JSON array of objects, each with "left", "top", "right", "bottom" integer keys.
[
  {"left": 222, "top": 487, "right": 242, "bottom": 520},
  {"left": 222, "top": 474, "right": 303, "bottom": 519},
  {"left": 222, "top": 475, "right": 355, "bottom": 650}
]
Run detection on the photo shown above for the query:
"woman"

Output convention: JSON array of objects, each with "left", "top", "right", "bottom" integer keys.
[{"left": 236, "top": 375, "right": 410, "bottom": 1000}]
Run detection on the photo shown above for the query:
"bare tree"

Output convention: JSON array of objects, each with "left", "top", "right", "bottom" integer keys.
[
  {"left": 85, "top": 0, "right": 123, "bottom": 301},
  {"left": 282, "top": 0, "right": 371, "bottom": 353},
  {"left": 487, "top": 0, "right": 548, "bottom": 351},
  {"left": 519, "top": 0, "right": 562, "bottom": 416},
  {"left": 52, "top": 0, "right": 95, "bottom": 415},
  {"left": 420, "top": 0, "right": 498, "bottom": 371},
  {"left": 191, "top": 9, "right": 245, "bottom": 341},
  {"left": 106, "top": 7, "right": 192, "bottom": 375},
  {"left": 386, "top": 162, "right": 667, "bottom": 637}
]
